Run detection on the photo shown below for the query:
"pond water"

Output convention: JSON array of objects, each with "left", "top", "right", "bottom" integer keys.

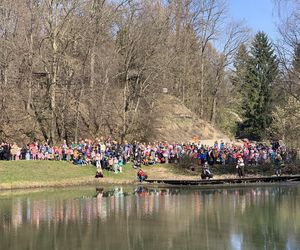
[{"left": 0, "top": 184, "right": 299, "bottom": 250}]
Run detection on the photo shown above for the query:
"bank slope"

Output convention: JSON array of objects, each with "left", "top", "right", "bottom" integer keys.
[{"left": 150, "top": 94, "right": 231, "bottom": 143}]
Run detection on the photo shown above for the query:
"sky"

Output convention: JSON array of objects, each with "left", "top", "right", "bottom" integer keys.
[{"left": 228, "top": 0, "right": 279, "bottom": 41}]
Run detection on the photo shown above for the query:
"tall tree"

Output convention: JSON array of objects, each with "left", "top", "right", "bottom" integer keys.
[
  {"left": 290, "top": 43, "right": 300, "bottom": 98},
  {"left": 209, "top": 22, "right": 249, "bottom": 125},
  {"left": 270, "top": 43, "right": 300, "bottom": 149},
  {"left": 275, "top": 0, "right": 300, "bottom": 101},
  {"left": 232, "top": 44, "right": 249, "bottom": 90},
  {"left": 238, "top": 32, "right": 278, "bottom": 140},
  {"left": 293, "top": 43, "right": 300, "bottom": 71}
]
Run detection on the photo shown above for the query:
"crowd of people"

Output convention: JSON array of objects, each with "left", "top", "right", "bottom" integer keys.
[{"left": 0, "top": 139, "right": 297, "bottom": 175}]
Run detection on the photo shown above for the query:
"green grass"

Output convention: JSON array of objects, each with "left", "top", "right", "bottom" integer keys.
[
  {"left": 0, "top": 161, "right": 156, "bottom": 183},
  {"left": 0, "top": 160, "right": 95, "bottom": 183},
  {"left": 0, "top": 160, "right": 171, "bottom": 189}
]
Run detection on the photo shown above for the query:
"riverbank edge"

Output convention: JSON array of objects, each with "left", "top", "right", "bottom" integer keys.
[
  {"left": 0, "top": 177, "right": 139, "bottom": 191},
  {"left": 1, "top": 161, "right": 299, "bottom": 191},
  {"left": 0, "top": 173, "right": 286, "bottom": 191}
]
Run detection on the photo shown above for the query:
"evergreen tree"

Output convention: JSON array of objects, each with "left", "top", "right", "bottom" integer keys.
[
  {"left": 237, "top": 32, "right": 278, "bottom": 140},
  {"left": 225, "top": 44, "right": 250, "bottom": 135},
  {"left": 232, "top": 43, "right": 249, "bottom": 90}
]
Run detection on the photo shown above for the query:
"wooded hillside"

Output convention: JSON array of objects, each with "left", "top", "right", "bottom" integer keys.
[{"left": 0, "top": 0, "right": 299, "bottom": 148}]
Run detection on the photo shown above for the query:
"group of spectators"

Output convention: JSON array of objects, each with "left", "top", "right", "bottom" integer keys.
[{"left": 0, "top": 139, "right": 297, "bottom": 172}]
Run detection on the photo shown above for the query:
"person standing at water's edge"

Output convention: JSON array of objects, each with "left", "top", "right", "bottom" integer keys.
[
  {"left": 275, "top": 151, "right": 283, "bottom": 176},
  {"left": 236, "top": 155, "right": 245, "bottom": 178}
]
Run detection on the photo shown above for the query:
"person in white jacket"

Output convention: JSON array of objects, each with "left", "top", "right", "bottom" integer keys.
[{"left": 236, "top": 155, "right": 245, "bottom": 177}]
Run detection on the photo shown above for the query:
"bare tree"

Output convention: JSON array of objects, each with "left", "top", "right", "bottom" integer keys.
[
  {"left": 209, "top": 21, "right": 249, "bottom": 125},
  {"left": 193, "top": 0, "right": 227, "bottom": 118},
  {"left": 115, "top": 0, "right": 172, "bottom": 142},
  {"left": 274, "top": 0, "right": 300, "bottom": 100}
]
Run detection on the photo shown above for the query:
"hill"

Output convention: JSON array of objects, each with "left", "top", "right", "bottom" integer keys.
[
  {"left": 149, "top": 94, "right": 231, "bottom": 144},
  {"left": 0, "top": 94, "right": 232, "bottom": 145}
]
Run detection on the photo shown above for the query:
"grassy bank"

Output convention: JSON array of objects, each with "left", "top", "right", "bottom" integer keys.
[
  {"left": 0, "top": 161, "right": 139, "bottom": 190},
  {"left": 0, "top": 160, "right": 195, "bottom": 190},
  {"left": 0, "top": 160, "right": 299, "bottom": 190}
]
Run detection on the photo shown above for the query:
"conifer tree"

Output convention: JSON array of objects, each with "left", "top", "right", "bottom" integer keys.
[
  {"left": 232, "top": 43, "right": 249, "bottom": 90},
  {"left": 238, "top": 32, "right": 278, "bottom": 140}
]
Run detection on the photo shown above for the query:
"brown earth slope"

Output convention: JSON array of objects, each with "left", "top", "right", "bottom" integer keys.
[{"left": 149, "top": 94, "right": 231, "bottom": 144}]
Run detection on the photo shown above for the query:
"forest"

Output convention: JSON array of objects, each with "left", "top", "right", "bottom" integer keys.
[{"left": 0, "top": 0, "right": 299, "bottom": 148}]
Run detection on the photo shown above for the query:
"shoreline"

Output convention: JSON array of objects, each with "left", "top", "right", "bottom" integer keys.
[
  {"left": 0, "top": 177, "right": 137, "bottom": 191},
  {"left": 0, "top": 160, "right": 299, "bottom": 191},
  {"left": 0, "top": 173, "right": 295, "bottom": 191},
  {"left": 1, "top": 175, "right": 300, "bottom": 192}
]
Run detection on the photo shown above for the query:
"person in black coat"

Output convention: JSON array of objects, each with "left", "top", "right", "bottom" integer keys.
[{"left": 2, "top": 143, "right": 11, "bottom": 160}]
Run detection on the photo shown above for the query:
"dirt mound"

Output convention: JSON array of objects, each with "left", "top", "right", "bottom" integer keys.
[{"left": 150, "top": 94, "right": 231, "bottom": 144}]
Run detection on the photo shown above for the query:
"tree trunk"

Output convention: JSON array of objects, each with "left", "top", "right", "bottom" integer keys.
[
  {"left": 0, "top": 67, "right": 8, "bottom": 123},
  {"left": 27, "top": 30, "right": 34, "bottom": 112},
  {"left": 50, "top": 40, "right": 58, "bottom": 145},
  {"left": 50, "top": 73, "right": 56, "bottom": 145},
  {"left": 121, "top": 77, "right": 128, "bottom": 143},
  {"left": 210, "top": 69, "right": 222, "bottom": 125},
  {"left": 200, "top": 57, "right": 204, "bottom": 118},
  {"left": 3, "top": 67, "right": 7, "bottom": 104},
  {"left": 75, "top": 64, "right": 87, "bottom": 143},
  {"left": 90, "top": 41, "right": 96, "bottom": 89},
  {"left": 210, "top": 92, "right": 217, "bottom": 126}
]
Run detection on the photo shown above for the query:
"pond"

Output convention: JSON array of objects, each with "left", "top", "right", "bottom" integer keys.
[{"left": 0, "top": 184, "right": 299, "bottom": 250}]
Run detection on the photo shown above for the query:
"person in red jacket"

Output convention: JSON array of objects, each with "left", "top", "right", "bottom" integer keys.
[{"left": 137, "top": 169, "right": 148, "bottom": 182}]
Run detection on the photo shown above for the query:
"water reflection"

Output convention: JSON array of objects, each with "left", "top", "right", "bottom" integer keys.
[{"left": 0, "top": 185, "right": 300, "bottom": 250}]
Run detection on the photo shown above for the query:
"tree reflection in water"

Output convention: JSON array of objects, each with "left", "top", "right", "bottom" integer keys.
[{"left": 0, "top": 184, "right": 299, "bottom": 250}]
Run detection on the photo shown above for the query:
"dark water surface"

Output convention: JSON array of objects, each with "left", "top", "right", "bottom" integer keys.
[{"left": 0, "top": 184, "right": 299, "bottom": 250}]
